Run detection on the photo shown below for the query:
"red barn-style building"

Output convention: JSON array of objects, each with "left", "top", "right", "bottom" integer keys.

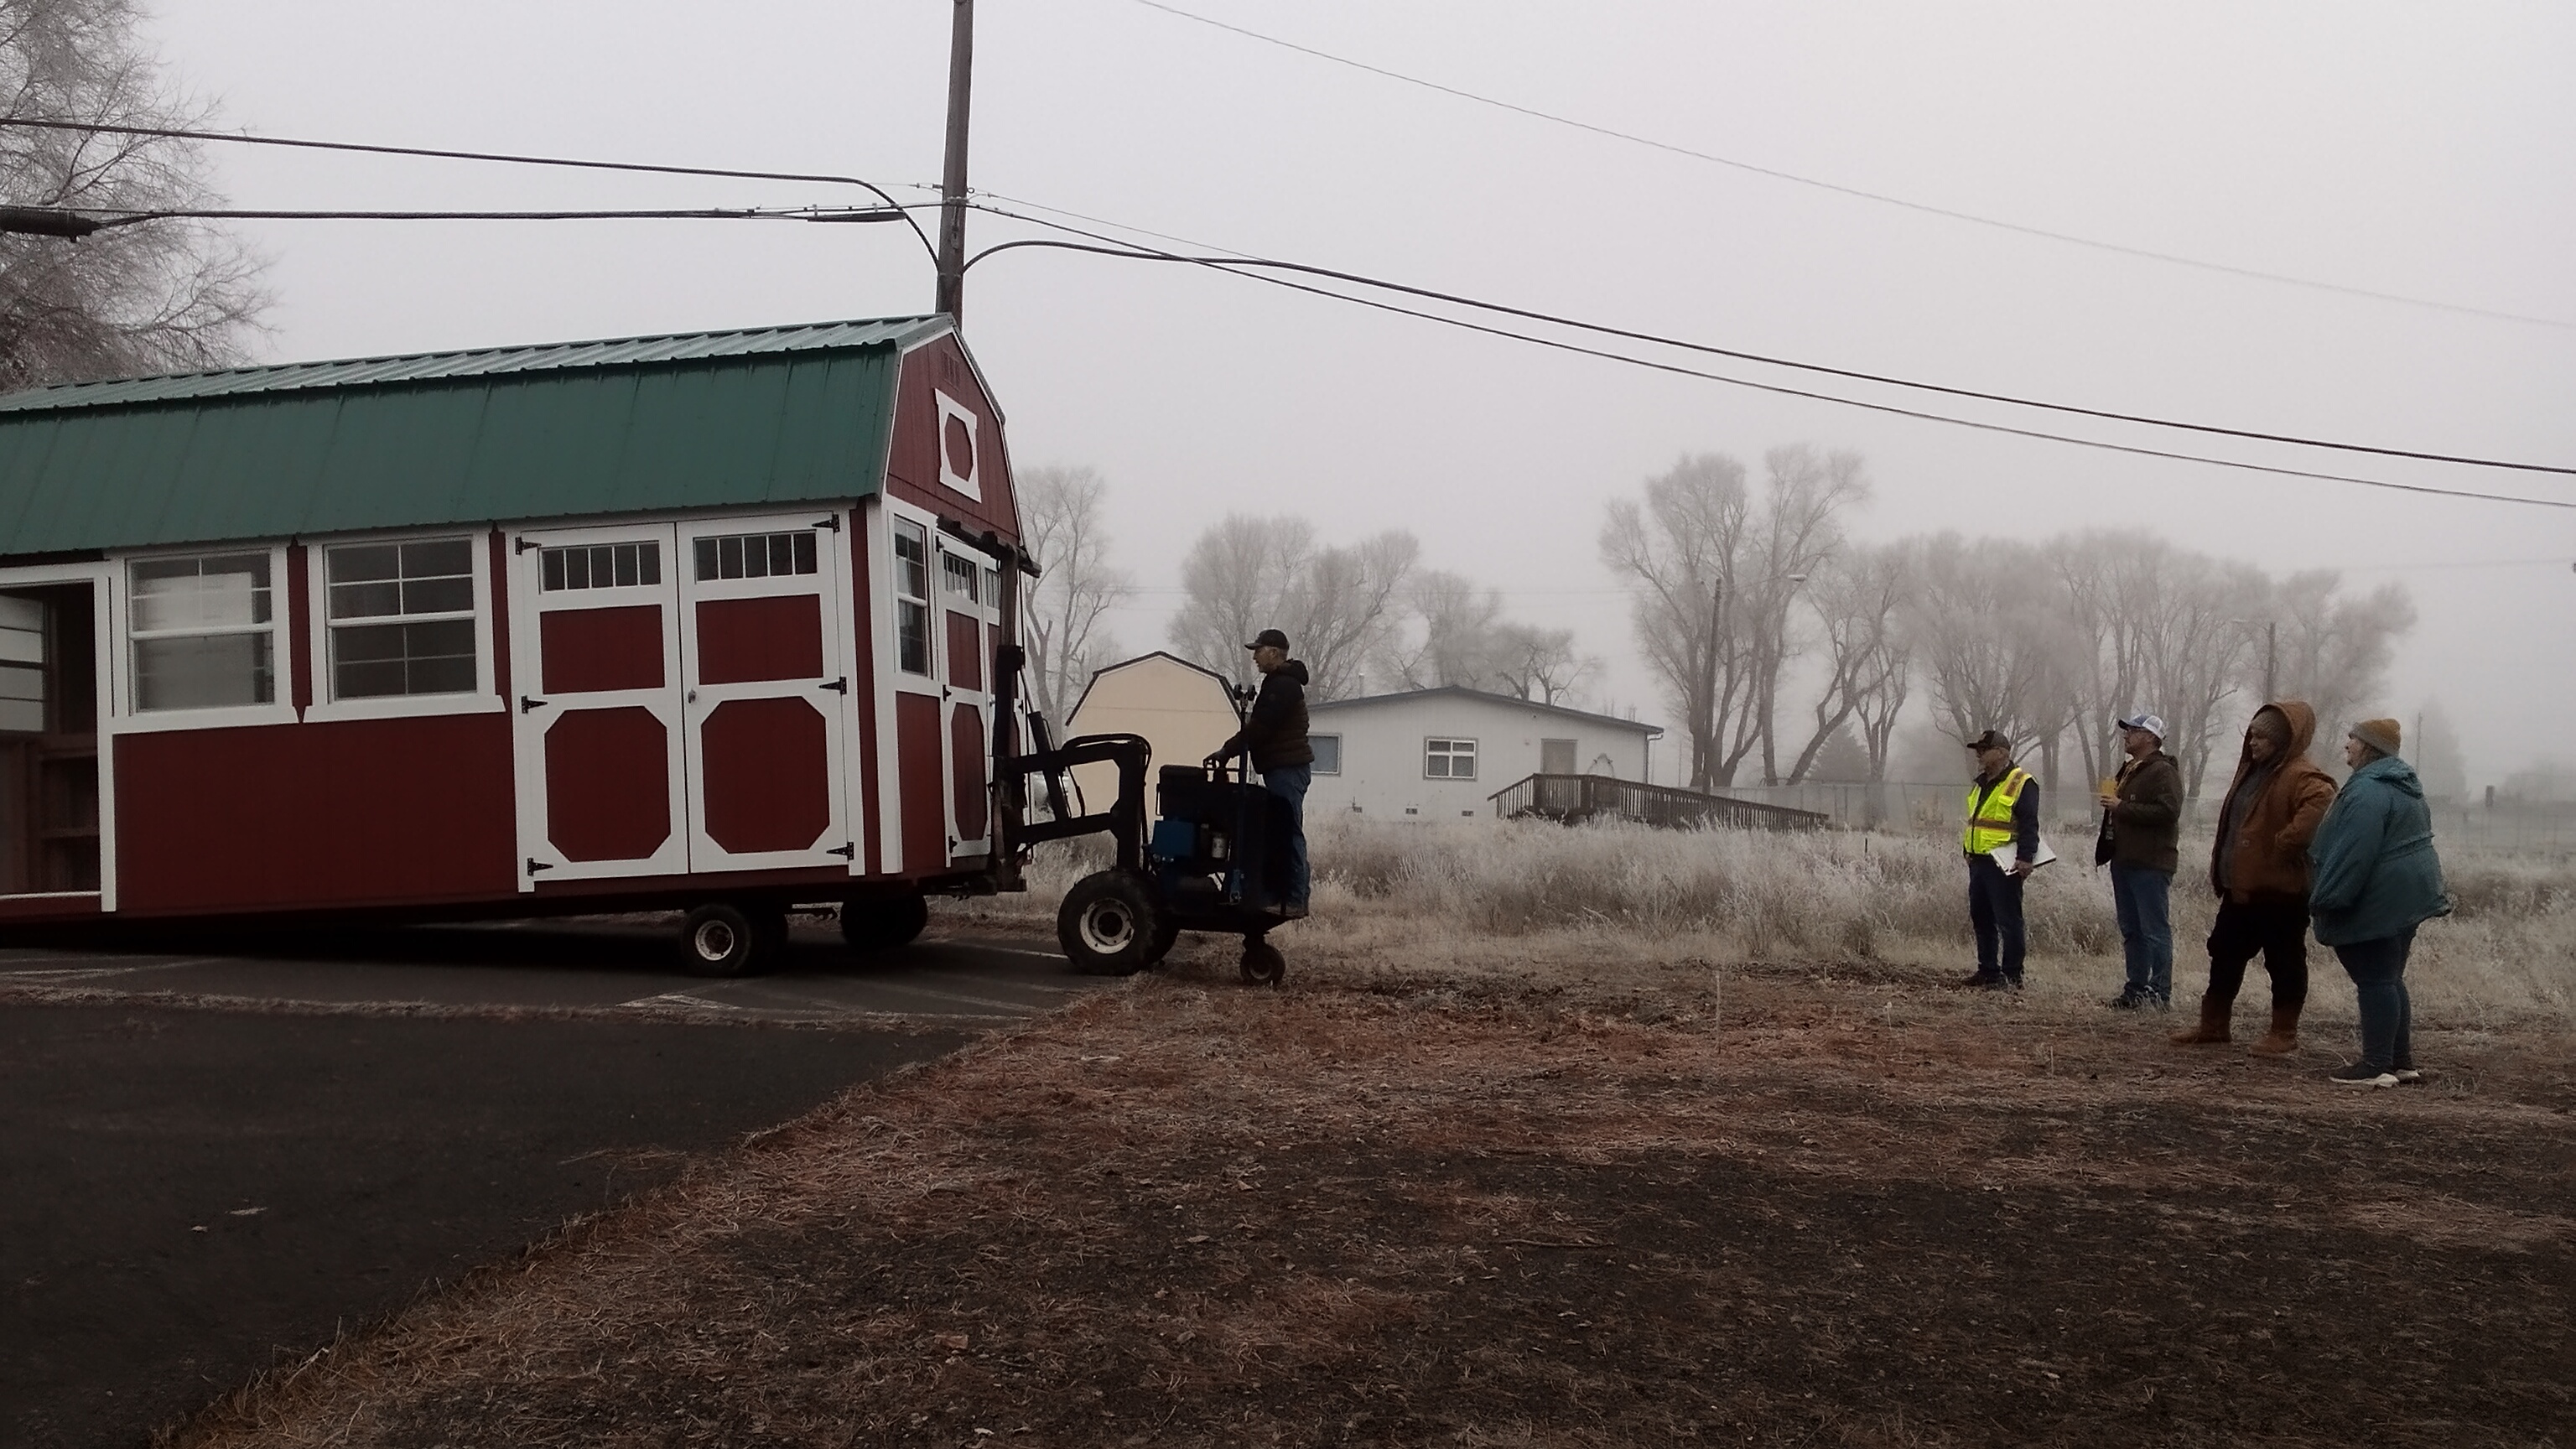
[{"left": 0, "top": 316, "right": 1029, "bottom": 971}]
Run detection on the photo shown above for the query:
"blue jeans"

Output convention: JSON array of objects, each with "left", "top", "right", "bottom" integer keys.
[
  {"left": 2109, "top": 863, "right": 2174, "bottom": 1001},
  {"left": 2333, "top": 928, "right": 2416, "bottom": 1070},
  {"left": 1966, "top": 856, "right": 2025, "bottom": 982},
  {"left": 1259, "top": 763, "right": 1311, "bottom": 907}
]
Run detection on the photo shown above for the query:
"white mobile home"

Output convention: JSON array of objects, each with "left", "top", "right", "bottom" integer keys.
[{"left": 1303, "top": 687, "right": 1659, "bottom": 821}]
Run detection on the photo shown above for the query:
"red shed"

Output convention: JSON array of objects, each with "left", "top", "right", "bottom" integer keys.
[{"left": 0, "top": 315, "right": 1033, "bottom": 971}]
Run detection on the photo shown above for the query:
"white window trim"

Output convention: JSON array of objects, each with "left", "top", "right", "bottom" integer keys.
[
  {"left": 302, "top": 527, "right": 503, "bottom": 724},
  {"left": 885, "top": 499, "right": 941, "bottom": 695},
  {"left": 1311, "top": 733, "right": 1343, "bottom": 776},
  {"left": 1424, "top": 735, "right": 1479, "bottom": 781},
  {"left": 112, "top": 543, "right": 297, "bottom": 735}
]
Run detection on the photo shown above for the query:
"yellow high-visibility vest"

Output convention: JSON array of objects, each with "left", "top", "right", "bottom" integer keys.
[{"left": 1963, "top": 767, "right": 2034, "bottom": 856}]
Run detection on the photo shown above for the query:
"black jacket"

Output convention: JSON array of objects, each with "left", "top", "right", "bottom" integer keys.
[{"left": 1215, "top": 661, "right": 1313, "bottom": 771}]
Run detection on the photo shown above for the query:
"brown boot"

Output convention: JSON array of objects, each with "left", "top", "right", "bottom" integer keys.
[
  {"left": 2248, "top": 1005, "right": 2301, "bottom": 1056},
  {"left": 2170, "top": 995, "right": 2232, "bottom": 1046}
]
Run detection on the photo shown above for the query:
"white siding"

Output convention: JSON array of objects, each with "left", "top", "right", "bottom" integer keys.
[{"left": 1304, "top": 692, "right": 1653, "bottom": 821}]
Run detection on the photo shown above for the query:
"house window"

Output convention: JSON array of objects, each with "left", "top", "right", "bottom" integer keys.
[
  {"left": 325, "top": 538, "right": 480, "bottom": 699},
  {"left": 1541, "top": 737, "right": 1577, "bottom": 775},
  {"left": 541, "top": 540, "right": 661, "bottom": 591},
  {"left": 1311, "top": 734, "right": 1343, "bottom": 775},
  {"left": 893, "top": 520, "right": 932, "bottom": 676},
  {"left": 1425, "top": 737, "right": 1478, "bottom": 780},
  {"left": 129, "top": 552, "right": 275, "bottom": 710},
  {"left": 693, "top": 531, "right": 815, "bottom": 582}
]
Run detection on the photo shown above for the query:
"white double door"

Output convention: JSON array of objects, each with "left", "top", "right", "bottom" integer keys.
[{"left": 512, "top": 513, "right": 855, "bottom": 886}]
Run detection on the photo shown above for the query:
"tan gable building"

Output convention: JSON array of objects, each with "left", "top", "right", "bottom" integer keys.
[{"left": 1062, "top": 652, "right": 1243, "bottom": 808}]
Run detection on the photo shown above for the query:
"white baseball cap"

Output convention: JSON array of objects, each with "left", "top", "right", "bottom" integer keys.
[{"left": 2117, "top": 712, "right": 2168, "bottom": 740}]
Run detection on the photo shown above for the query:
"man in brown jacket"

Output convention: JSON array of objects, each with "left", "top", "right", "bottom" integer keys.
[
  {"left": 2174, "top": 700, "right": 2338, "bottom": 1052},
  {"left": 2094, "top": 713, "right": 2185, "bottom": 1009}
]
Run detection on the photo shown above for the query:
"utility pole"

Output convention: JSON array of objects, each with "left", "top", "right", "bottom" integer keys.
[
  {"left": 934, "top": 0, "right": 975, "bottom": 322},
  {"left": 2264, "top": 621, "right": 2277, "bottom": 702}
]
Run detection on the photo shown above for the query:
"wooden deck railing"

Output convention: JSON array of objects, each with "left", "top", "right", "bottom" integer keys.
[{"left": 1486, "top": 773, "right": 1828, "bottom": 832}]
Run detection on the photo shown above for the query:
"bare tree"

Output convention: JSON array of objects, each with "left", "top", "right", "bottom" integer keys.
[
  {"left": 1017, "top": 465, "right": 1132, "bottom": 722},
  {"left": 2, "top": 0, "right": 266, "bottom": 390},
  {"left": 1169, "top": 514, "right": 1415, "bottom": 700},
  {"left": 1905, "top": 532, "right": 2085, "bottom": 771},
  {"left": 1171, "top": 513, "right": 1313, "bottom": 689},
  {"left": 2268, "top": 570, "right": 2416, "bottom": 763},
  {"left": 1781, "top": 541, "right": 1911, "bottom": 785},
  {"left": 1489, "top": 621, "right": 1596, "bottom": 706},
  {"left": 1602, "top": 449, "right": 1872, "bottom": 790},
  {"left": 1748, "top": 446, "right": 1870, "bottom": 783},
  {"left": 1601, "top": 454, "right": 1756, "bottom": 790},
  {"left": 1379, "top": 568, "right": 1505, "bottom": 691},
  {"left": 1282, "top": 529, "right": 1418, "bottom": 700}
]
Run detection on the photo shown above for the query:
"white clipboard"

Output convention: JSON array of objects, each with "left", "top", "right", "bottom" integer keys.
[{"left": 1989, "top": 839, "right": 2058, "bottom": 870}]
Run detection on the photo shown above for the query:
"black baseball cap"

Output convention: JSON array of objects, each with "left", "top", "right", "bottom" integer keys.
[
  {"left": 1246, "top": 628, "right": 1291, "bottom": 651},
  {"left": 1966, "top": 730, "right": 2011, "bottom": 752}
]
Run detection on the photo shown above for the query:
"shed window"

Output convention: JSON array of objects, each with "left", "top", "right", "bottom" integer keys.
[
  {"left": 129, "top": 553, "right": 275, "bottom": 711},
  {"left": 325, "top": 538, "right": 479, "bottom": 699},
  {"left": 542, "top": 541, "right": 660, "bottom": 591},
  {"left": 893, "top": 521, "right": 932, "bottom": 676},
  {"left": 1311, "top": 734, "right": 1342, "bottom": 776},
  {"left": 1425, "top": 737, "right": 1478, "bottom": 780},
  {"left": 693, "top": 531, "right": 815, "bottom": 583},
  {"left": 942, "top": 552, "right": 979, "bottom": 600}
]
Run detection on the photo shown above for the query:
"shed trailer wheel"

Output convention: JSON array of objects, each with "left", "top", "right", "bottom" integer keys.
[
  {"left": 1239, "top": 937, "right": 1285, "bottom": 988},
  {"left": 841, "top": 892, "right": 930, "bottom": 952},
  {"left": 680, "top": 902, "right": 773, "bottom": 978},
  {"left": 1057, "top": 870, "right": 1162, "bottom": 975}
]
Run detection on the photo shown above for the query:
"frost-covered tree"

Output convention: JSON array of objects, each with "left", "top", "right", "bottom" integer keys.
[{"left": 2, "top": 0, "right": 266, "bottom": 390}]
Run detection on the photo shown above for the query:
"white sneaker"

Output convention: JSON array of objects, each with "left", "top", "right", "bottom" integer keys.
[{"left": 2389, "top": 1067, "right": 2424, "bottom": 1085}]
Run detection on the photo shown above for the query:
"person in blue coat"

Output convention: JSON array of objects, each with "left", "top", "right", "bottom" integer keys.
[{"left": 2307, "top": 717, "right": 2451, "bottom": 1088}]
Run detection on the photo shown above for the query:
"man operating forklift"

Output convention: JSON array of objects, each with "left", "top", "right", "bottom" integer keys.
[{"left": 1206, "top": 628, "right": 1312, "bottom": 915}]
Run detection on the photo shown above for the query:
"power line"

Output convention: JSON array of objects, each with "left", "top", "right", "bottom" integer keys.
[
  {"left": 0, "top": 117, "right": 941, "bottom": 262},
  {"left": 966, "top": 224, "right": 2576, "bottom": 512},
  {"left": 1126, "top": 0, "right": 2576, "bottom": 333},
  {"left": 967, "top": 190, "right": 2573, "bottom": 480},
  {"left": 25, "top": 114, "right": 2563, "bottom": 479},
  {"left": 73, "top": 204, "right": 917, "bottom": 227}
]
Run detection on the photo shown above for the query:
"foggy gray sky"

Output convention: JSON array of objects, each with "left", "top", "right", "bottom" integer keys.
[{"left": 144, "top": 2, "right": 2576, "bottom": 784}]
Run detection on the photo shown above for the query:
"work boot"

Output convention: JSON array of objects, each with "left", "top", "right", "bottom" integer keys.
[
  {"left": 2248, "top": 1005, "right": 2301, "bottom": 1057},
  {"left": 2169, "top": 995, "right": 2231, "bottom": 1046}
]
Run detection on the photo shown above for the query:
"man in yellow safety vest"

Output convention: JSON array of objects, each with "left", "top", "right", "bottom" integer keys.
[{"left": 1961, "top": 730, "right": 2040, "bottom": 989}]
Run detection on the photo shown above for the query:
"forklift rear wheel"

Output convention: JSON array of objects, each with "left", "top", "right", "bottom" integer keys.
[
  {"left": 681, "top": 903, "right": 767, "bottom": 978},
  {"left": 1239, "top": 937, "right": 1285, "bottom": 987},
  {"left": 1058, "top": 870, "right": 1162, "bottom": 975},
  {"left": 841, "top": 892, "right": 930, "bottom": 952}
]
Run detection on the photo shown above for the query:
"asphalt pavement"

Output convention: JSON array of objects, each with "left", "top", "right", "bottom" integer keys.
[{"left": 0, "top": 920, "right": 1097, "bottom": 1449}]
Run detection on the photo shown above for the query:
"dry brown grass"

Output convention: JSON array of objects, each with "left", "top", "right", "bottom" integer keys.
[{"left": 161, "top": 920, "right": 2576, "bottom": 1449}]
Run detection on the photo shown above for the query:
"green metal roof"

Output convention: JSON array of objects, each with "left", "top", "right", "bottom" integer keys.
[{"left": 0, "top": 316, "right": 947, "bottom": 557}]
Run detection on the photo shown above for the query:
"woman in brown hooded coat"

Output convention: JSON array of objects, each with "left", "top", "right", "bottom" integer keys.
[{"left": 2174, "top": 701, "right": 2338, "bottom": 1052}]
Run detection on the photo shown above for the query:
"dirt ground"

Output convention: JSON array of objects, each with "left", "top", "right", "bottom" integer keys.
[{"left": 166, "top": 942, "right": 2576, "bottom": 1448}]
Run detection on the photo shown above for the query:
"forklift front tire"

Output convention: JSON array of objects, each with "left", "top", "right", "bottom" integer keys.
[
  {"left": 681, "top": 902, "right": 766, "bottom": 979},
  {"left": 1058, "top": 870, "right": 1162, "bottom": 975},
  {"left": 1240, "top": 937, "right": 1285, "bottom": 987}
]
